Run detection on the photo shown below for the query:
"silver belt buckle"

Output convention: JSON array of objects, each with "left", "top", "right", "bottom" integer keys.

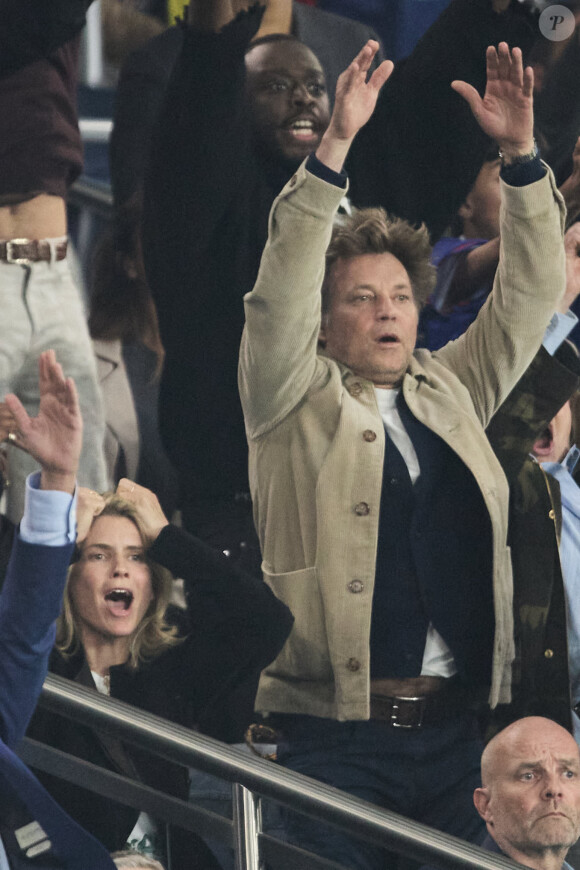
[
  {"left": 390, "top": 695, "right": 425, "bottom": 729},
  {"left": 5, "top": 238, "right": 32, "bottom": 264}
]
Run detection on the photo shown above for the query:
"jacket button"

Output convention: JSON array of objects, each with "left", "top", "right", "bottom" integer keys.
[
  {"left": 348, "top": 382, "right": 363, "bottom": 397},
  {"left": 548, "top": 509, "right": 555, "bottom": 520},
  {"left": 348, "top": 580, "right": 364, "bottom": 593},
  {"left": 354, "top": 502, "right": 370, "bottom": 516},
  {"left": 362, "top": 430, "right": 377, "bottom": 442},
  {"left": 544, "top": 649, "right": 554, "bottom": 659},
  {"left": 346, "top": 658, "right": 361, "bottom": 672}
]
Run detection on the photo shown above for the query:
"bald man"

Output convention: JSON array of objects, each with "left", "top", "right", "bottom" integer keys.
[{"left": 475, "top": 717, "right": 580, "bottom": 870}]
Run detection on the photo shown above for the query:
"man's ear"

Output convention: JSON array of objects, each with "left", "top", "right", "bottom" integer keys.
[
  {"left": 458, "top": 196, "right": 473, "bottom": 225},
  {"left": 473, "top": 787, "right": 492, "bottom": 823}
]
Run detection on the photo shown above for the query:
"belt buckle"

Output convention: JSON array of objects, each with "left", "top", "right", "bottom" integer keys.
[
  {"left": 5, "top": 239, "right": 32, "bottom": 264},
  {"left": 391, "top": 695, "right": 425, "bottom": 730}
]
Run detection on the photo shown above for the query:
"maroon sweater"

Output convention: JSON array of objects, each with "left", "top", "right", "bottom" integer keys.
[{"left": 0, "top": 36, "right": 82, "bottom": 201}]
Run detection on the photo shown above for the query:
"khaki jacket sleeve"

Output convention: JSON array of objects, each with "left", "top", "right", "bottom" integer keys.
[
  {"left": 433, "top": 165, "right": 567, "bottom": 427},
  {"left": 239, "top": 162, "right": 347, "bottom": 438}
]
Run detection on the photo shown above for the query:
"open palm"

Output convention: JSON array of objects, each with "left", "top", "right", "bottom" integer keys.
[
  {"left": 4, "top": 350, "right": 82, "bottom": 478},
  {"left": 452, "top": 43, "right": 534, "bottom": 153}
]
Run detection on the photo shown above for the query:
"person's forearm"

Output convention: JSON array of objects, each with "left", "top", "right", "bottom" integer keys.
[
  {"left": 102, "top": 0, "right": 165, "bottom": 64},
  {"left": 449, "top": 238, "right": 500, "bottom": 307},
  {"left": 253, "top": 0, "right": 291, "bottom": 39},
  {"left": 143, "top": 5, "right": 263, "bottom": 304},
  {"left": 315, "top": 130, "right": 355, "bottom": 175},
  {"left": 40, "top": 469, "right": 76, "bottom": 495}
]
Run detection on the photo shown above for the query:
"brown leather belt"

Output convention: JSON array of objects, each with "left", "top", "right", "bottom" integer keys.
[
  {"left": 370, "top": 682, "right": 468, "bottom": 730},
  {"left": 0, "top": 238, "right": 67, "bottom": 264}
]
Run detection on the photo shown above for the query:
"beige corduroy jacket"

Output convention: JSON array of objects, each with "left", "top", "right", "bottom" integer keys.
[{"left": 239, "top": 158, "right": 566, "bottom": 721}]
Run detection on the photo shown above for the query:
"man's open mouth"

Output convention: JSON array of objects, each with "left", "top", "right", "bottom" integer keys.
[
  {"left": 286, "top": 119, "right": 317, "bottom": 140},
  {"left": 533, "top": 424, "right": 554, "bottom": 456}
]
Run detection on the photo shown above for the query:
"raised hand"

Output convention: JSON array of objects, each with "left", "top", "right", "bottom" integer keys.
[
  {"left": 76, "top": 487, "right": 106, "bottom": 543},
  {"left": 187, "top": 0, "right": 253, "bottom": 32},
  {"left": 316, "top": 40, "right": 394, "bottom": 173},
  {"left": 116, "top": 478, "right": 169, "bottom": 544},
  {"left": 452, "top": 43, "right": 534, "bottom": 161},
  {"left": 3, "top": 350, "right": 82, "bottom": 494}
]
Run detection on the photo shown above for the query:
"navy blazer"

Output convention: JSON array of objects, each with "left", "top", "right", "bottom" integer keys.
[{"left": 0, "top": 535, "right": 115, "bottom": 870}]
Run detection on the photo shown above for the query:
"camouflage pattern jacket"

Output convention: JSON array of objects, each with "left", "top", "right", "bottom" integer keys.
[{"left": 486, "top": 343, "right": 580, "bottom": 731}]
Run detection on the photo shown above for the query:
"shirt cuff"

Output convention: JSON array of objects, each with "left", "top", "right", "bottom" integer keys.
[
  {"left": 500, "top": 154, "right": 546, "bottom": 187},
  {"left": 19, "top": 472, "right": 77, "bottom": 546},
  {"left": 543, "top": 310, "right": 578, "bottom": 355},
  {"left": 306, "top": 153, "right": 348, "bottom": 189}
]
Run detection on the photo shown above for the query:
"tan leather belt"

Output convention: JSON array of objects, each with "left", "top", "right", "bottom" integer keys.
[{"left": 0, "top": 238, "right": 67, "bottom": 264}]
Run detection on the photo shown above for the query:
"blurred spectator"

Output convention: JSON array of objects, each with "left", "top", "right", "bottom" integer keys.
[
  {"left": 89, "top": 193, "right": 179, "bottom": 517},
  {"left": 418, "top": 140, "right": 580, "bottom": 351},
  {"left": 0, "top": 0, "right": 107, "bottom": 523},
  {"left": 485, "top": 227, "right": 580, "bottom": 737}
]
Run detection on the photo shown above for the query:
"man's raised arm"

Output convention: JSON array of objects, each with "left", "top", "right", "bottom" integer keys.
[
  {"left": 239, "top": 41, "right": 393, "bottom": 436},
  {"left": 434, "top": 43, "right": 566, "bottom": 426},
  {"left": 0, "top": 350, "right": 81, "bottom": 747}
]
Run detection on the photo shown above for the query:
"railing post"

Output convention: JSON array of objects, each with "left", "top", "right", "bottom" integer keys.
[
  {"left": 80, "top": 0, "right": 104, "bottom": 87},
  {"left": 232, "top": 783, "right": 262, "bottom": 870}
]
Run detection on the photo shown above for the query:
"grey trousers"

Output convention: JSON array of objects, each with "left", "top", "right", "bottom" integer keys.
[{"left": 0, "top": 255, "right": 107, "bottom": 520}]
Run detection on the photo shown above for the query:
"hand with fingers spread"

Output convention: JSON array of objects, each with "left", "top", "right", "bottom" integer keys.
[
  {"left": 116, "top": 478, "right": 169, "bottom": 543},
  {"left": 316, "top": 40, "right": 394, "bottom": 173},
  {"left": 3, "top": 350, "right": 82, "bottom": 494},
  {"left": 452, "top": 42, "right": 534, "bottom": 162}
]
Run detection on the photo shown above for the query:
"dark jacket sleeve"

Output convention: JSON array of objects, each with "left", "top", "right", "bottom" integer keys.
[
  {"left": 110, "top": 26, "right": 183, "bottom": 209},
  {"left": 149, "top": 523, "right": 293, "bottom": 654},
  {"left": 347, "top": 0, "right": 538, "bottom": 240},
  {"left": 148, "top": 524, "right": 294, "bottom": 739},
  {"left": 141, "top": 6, "right": 263, "bottom": 324},
  {"left": 486, "top": 343, "right": 580, "bottom": 483},
  {"left": 0, "top": 0, "right": 91, "bottom": 76},
  {"left": 0, "top": 537, "right": 74, "bottom": 748}
]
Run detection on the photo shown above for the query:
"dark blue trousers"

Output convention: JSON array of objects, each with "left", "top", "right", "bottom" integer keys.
[{"left": 275, "top": 711, "right": 485, "bottom": 870}]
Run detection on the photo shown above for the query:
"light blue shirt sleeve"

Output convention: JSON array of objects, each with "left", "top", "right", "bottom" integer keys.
[
  {"left": 19, "top": 472, "right": 77, "bottom": 546},
  {"left": 542, "top": 310, "right": 578, "bottom": 356}
]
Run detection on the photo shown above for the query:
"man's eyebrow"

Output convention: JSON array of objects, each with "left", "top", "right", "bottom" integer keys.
[
  {"left": 256, "top": 67, "right": 324, "bottom": 78},
  {"left": 85, "top": 543, "right": 144, "bottom": 552}
]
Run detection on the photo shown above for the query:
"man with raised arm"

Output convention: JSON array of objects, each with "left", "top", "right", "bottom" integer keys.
[
  {"left": 0, "top": 351, "right": 115, "bottom": 869},
  {"left": 239, "top": 39, "right": 566, "bottom": 868}
]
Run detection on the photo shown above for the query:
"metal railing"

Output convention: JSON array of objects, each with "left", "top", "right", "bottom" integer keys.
[{"left": 19, "top": 674, "right": 523, "bottom": 870}]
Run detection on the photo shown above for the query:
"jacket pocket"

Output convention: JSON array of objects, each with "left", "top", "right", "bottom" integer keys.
[{"left": 261, "top": 564, "right": 332, "bottom": 681}]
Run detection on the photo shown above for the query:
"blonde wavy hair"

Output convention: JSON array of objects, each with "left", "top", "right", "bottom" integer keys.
[{"left": 56, "top": 495, "right": 180, "bottom": 668}]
